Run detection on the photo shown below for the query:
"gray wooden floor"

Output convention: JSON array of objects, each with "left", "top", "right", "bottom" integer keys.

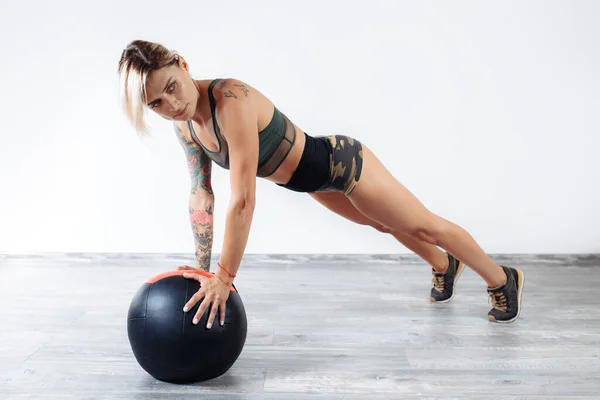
[{"left": 1, "top": 253, "right": 599, "bottom": 399}]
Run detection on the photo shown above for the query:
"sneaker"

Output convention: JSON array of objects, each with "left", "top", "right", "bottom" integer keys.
[
  {"left": 429, "top": 253, "right": 465, "bottom": 303},
  {"left": 487, "top": 265, "right": 525, "bottom": 323}
]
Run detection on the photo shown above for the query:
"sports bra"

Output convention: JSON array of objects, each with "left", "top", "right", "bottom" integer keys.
[{"left": 187, "top": 79, "right": 296, "bottom": 178}]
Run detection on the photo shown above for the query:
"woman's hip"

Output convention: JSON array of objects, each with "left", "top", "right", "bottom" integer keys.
[{"left": 277, "top": 133, "right": 364, "bottom": 195}]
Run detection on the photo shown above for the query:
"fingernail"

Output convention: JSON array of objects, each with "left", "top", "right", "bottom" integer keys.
[
  {"left": 220, "top": 321, "right": 224, "bottom": 326},
  {"left": 206, "top": 322, "right": 212, "bottom": 329},
  {"left": 183, "top": 306, "right": 189, "bottom": 312},
  {"left": 193, "top": 318, "right": 198, "bottom": 324}
]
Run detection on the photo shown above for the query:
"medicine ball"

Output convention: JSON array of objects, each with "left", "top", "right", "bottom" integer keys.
[{"left": 127, "top": 269, "right": 247, "bottom": 383}]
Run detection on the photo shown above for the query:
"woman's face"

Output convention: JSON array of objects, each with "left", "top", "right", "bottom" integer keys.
[{"left": 145, "top": 57, "right": 197, "bottom": 121}]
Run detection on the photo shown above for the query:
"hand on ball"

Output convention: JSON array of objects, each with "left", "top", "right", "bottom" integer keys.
[{"left": 182, "top": 272, "right": 231, "bottom": 329}]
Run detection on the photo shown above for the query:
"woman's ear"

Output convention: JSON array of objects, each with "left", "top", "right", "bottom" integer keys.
[{"left": 177, "top": 55, "right": 190, "bottom": 72}]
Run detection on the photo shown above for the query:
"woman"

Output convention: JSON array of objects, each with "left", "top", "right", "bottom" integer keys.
[{"left": 118, "top": 40, "right": 525, "bottom": 330}]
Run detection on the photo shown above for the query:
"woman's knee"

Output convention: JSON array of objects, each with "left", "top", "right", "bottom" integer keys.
[
  {"left": 372, "top": 223, "right": 393, "bottom": 234},
  {"left": 409, "top": 215, "right": 454, "bottom": 246}
]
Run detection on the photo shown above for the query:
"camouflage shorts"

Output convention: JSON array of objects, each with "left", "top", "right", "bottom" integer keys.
[{"left": 315, "top": 134, "right": 364, "bottom": 196}]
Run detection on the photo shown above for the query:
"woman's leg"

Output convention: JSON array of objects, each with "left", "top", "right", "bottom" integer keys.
[
  {"left": 347, "top": 144, "right": 508, "bottom": 289},
  {"left": 309, "top": 192, "right": 450, "bottom": 271}
]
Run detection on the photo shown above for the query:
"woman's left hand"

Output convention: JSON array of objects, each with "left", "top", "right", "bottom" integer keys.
[{"left": 182, "top": 272, "right": 231, "bottom": 329}]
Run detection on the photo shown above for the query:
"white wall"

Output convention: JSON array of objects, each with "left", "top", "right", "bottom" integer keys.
[{"left": 1, "top": 0, "right": 598, "bottom": 255}]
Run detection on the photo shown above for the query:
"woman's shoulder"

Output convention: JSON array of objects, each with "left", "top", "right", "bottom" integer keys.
[
  {"left": 210, "top": 77, "right": 255, "bottom": 103},
  {"left": 212, "top": 78, "right": 275, "bottom": 121}
]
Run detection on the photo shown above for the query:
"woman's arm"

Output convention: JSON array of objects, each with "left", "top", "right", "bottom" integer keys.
[
  {"left": 174, "top": 123, "right": 216, "bottom": 272},
  {"left": 212, "top": 81, "right": 259, "bottom": 284},
  {"left": 180, "top": 81, "right": 259, "bottom": 329}
]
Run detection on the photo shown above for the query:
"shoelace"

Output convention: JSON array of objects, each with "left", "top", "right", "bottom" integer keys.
[
  {"left": 432, "top": 274, "right": 445, "bottom": 292},
  {"left": 489, "top": 291, "right": 508, "bottom": 311}
]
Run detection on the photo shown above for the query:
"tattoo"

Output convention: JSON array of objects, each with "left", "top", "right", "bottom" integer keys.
[
  {"left": 224, "top": 89, "right": 237, "bottom": 99},
  {"left": 174, "top": 124, "right": 213, "bottom": 195},
  {"left": 216, "top": 80, "right": 250, "bottom": 100},
  {"left": 234, "top": 83, "right": 249, "bottom": 97},
  {"left": 195, "top": 152, "right": 213, "bottom": 195},
  {"left": 189, "top": 204, "right": 214, "bottom": 271}
]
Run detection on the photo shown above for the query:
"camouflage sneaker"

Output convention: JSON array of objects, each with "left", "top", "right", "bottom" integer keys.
[
  {"left": 430, "top": 253, "right": 465, "bottom": 303},
  {"left": 487, "top": 265, "right": 525, "bottom": 323}
]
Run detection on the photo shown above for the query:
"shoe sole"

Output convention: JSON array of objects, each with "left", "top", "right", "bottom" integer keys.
[
  {"left": 489, "top": 268, "right": 525, "bottom": 324},
  {"left": 430, "top": 261, "right": 465, "bottom": 303}
]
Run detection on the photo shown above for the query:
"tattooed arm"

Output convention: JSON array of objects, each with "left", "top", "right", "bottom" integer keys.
[{"left": 174, "top": 123, "right": 215, "bottom": 272}]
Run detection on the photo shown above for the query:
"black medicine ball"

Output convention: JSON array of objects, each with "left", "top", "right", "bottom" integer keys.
[{"left": 127, "top": 269, "right": 248, "bottom": 383}]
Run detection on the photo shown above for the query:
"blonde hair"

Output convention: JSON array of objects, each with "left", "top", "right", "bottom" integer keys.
[{"left": 118, "top": 40, "right": 179, "bottom": 135}]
